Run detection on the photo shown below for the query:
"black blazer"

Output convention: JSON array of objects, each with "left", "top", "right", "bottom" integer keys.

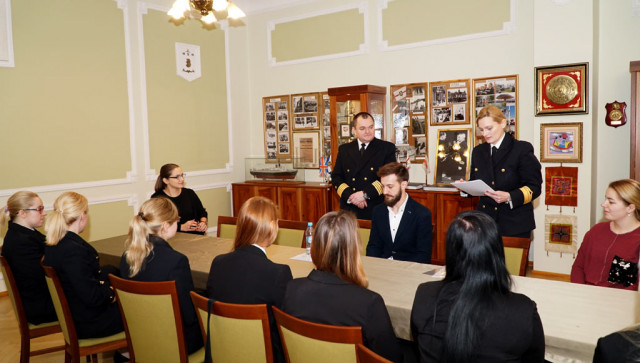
[
  {"left": 332, "top": 138, "right": 396, "bottom": 219},
  {"left": 206, "top": 245, "right": 292, "bottom": 363},
  {"left": 411, "top": 281, "right": 545, "bottom": 363},
  {"left": 282, "top": 270, "right": 401, "bottom": 362},
  {"left": 43, "top": 231, "right": 123, "bottom": 339},
  {"left": 1, "top": 222, "right": 57, "bottom": 324},
  {"left": 120, "top": 236, "right": 203, "bottom": 354},
  {"left": 469, "top": 133, "right": 542, "bottom": 236},
  {"left": 367, "top": 196, "right": 433, "bottom": 263}
]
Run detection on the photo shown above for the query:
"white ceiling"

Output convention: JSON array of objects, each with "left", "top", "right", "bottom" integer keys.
[{"left": 234, "top": 0, "right": 317, "bottom": 15}]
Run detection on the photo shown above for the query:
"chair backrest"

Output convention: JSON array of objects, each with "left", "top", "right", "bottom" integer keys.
[
  {"left": 356, "top": 219, "right": 372, "bottom": 256},
  {"left": 0, "top": 256, "right": 30, "bottom": 335},
  {"left": 502, "top": 236, "right": 531, "bottom": 276},
  {"left": 217, "top": 215, "right": 238, "bottom": 239},
  {"left": 42, "top": 265, "right": 79, "bottom": 349},
  {"left": 108, "top": 275, "right": 187, "bottom": 363},
  {"left": 190, "top": 291, "right": 273, "bottom": 363},
  {"left": 272, "top": 306, "right": 363, "bottom": 363},
  {"left": 274, "top": 220, "right": 308, "bottom": 248},
  {"left": 355, "top": 344, "right": 392, "bottom": 363}
]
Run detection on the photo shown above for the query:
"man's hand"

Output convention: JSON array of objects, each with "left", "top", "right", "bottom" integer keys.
[{"left": 348, "top": 191, "right": 368, "bottom": 209}]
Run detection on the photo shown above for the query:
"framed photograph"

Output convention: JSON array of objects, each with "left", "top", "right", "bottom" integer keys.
[
  {"left": 293, "top": 131, "right": 320, "bottom": 169},
  {"left": 263, "top": 95, "right": 291, "bottom": 160},
  {"left": 540, "top": 122, "right": 583, "bottom": 163},
  {"left": 291, "top": 92, "right": 320, "bottom": 130},
  {"left": 320, "top": 92, "right": 331, "bottom": 157},
  {"left": 340, "top": 124, "right": 351, "bottom": 138},
  {"left": 434, "top": 128, "right": 471, "bottom": 185},
  {"left": 390, "top": 82, "right": 428, "bottom": 162},
  {"left": 429, "top": 79, "right": 470, "bottom": 126},
  {"left": 472, "top": 75, "right": 518, "bottom": 146},
  {"left": 535, "top": 62, "right": 588, "bottom": 116}
]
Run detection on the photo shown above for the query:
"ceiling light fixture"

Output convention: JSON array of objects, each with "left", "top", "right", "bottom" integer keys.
[{"left": 168, "top": 0, "right": 246, "bottom": 24}]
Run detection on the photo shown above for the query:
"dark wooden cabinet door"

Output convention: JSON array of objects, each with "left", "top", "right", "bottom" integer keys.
[
  {"left": 278, "top": 187, "right": 301, "bottom": 221},
  {"left": 301, "top": 187, "right": 329, "bottom": 224},
  {"left": 435, "top": 193, "right": 478, "bottom": 264},
  {"left": 256, "top": 186, "right": 277, "bottom": 201},
  {"left": 232, "top": 184, "right": 256, "bottom": 216}
]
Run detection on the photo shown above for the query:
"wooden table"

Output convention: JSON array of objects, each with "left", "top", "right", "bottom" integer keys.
[{"left": 93, "top": 233, "right": 639, "bottom": 362}]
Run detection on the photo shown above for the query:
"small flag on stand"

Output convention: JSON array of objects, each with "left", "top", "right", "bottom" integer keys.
[
  {"left": 319, "top": 156, "right": 331, "bottom": 178},
  {"left": 404, "top": 155, "right": 411, "bottom": 170},
  {"left": 423, "top": 155, "right": 430, "bottom": 175}
]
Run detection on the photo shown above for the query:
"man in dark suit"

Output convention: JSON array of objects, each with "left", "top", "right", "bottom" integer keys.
[
  {"left": 332, "top": 112, "right": 396, "bottom": 220},
  {"left": 367, "top": 162, "right": 432, "bottom": 263}
]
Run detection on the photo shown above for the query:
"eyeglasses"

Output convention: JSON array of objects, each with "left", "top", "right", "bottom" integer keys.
[
  {"left": 167, "top": 173, "right": 186, "bottom": 179},
  {"left": 24, "top": 206, "right": 45, "bottom": 213}
]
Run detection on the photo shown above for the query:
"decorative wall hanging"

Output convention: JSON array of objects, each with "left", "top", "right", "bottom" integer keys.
[
  {"left": 472, "top": 75, "right": 518, "bottom": 146},
  {"left": 545, "top": 166, "right": 578, "bottom": 207},
  {"left": 429, "top": 79, "right": 470, "bottom": 127},
  {"left": 540, "top": 123, "right": 583, "bottom": 163},
  {"left": 605, "top": 101, "right": 627, "bottom": 128},
  {"left": 390, "top": 83, "right": 428, "bottom": 163},
  {"left": 291, "top": 92, "right": 320, "bottom": 130},
  {"left": 320, "top": 92, "right": 331, "bottom": 158},
  {"left": 535, "top": 62, "right": 588, "bottom": 115},
  {"left": 434, "top": 128, "right": 470, "bottom": 185},
  {"left": 263, "top": 95, "right": 292, "bottom": 161},
  {"left": 292, "top": 131, "right": 320, "bottom": 169},
  {"left": 544, "top": 214, "right": 578, "bottom": 256},
  {"left": 175, "top": 42, "right": 201, "bottom": 82}
]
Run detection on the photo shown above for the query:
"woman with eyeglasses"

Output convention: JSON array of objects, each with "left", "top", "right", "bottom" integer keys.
[
  {"left": 152, "top": 163, "right": 208, "bottom": 235},
  {"left": 0, "top": 191, "right": 57, "bottom": 325},
  {"left": 43, "top": 191, "right": 123, "bottom": 339}
]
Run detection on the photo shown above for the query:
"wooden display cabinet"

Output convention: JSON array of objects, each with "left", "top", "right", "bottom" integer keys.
[{"left": 631, "top": 60, "right": 640, "bottom": 180}]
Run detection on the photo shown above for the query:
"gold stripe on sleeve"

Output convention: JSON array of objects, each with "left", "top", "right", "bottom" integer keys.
[
  {"left": 373, "top": 180, "right": 383, "bottom": 195},
  {"left": 337, "top": 183, "right": 349, "bottom": 197},
  {"left": 520, "top": 186, "right": 533, "bottom": 204}
]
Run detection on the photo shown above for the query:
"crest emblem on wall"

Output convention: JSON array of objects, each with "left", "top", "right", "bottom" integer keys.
[{"left": 175, "top": 42, "right": 201, "bottom": 82}]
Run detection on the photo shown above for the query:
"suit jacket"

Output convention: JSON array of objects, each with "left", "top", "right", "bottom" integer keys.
[
  {"left": 469, "top": 133, "right": 542, "bottom": 236},
  {"left": 43, "top": 231, "right": 123, "bottom": 339},
  {"left": 120, "top": 236, "right": 203, "bottom": 354},
  {"left": 411, "top": 281, "right": 545, "bottom": 363},
  {"left": 332, "top": 138, "right": 396, "bottom": 220},
  {"left": 1, "top": 222, "right": 57, "bottom": 324},
  {"left": 366, "top": 196, "right": 432, "bottom": 263},
  {"left": 207, "top": 245, "right": 293, "bottom": 363},
  {"left": 282, "top": 270, "right": 401, "bottom": 362}
]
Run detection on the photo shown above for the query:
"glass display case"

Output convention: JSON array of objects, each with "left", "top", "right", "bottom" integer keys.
[
  {"left": 327, "top": 85, "right": 387, "bottom": 165},
  {"left": 244, "top": 157, "right": 305, "bottom": 182}
]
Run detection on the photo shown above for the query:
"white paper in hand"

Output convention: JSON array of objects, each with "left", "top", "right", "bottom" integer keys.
[{"left": 452, "top": 180, "right": 494, "bottom": 196}]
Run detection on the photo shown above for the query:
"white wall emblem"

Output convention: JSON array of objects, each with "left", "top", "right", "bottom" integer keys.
[{"left": 175, "top": 42, "right": 201, "bottom": 81}]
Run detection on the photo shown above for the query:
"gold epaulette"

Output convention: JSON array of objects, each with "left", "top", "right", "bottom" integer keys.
[
  {"left": 373, "top": 180, "right": 383, "bottom": 195},
  {"left": 337, "top": 183, "right": 349, "bottom": 197},
  {"left": 520, "top": 186, "right": 533, "bottom": 204}
]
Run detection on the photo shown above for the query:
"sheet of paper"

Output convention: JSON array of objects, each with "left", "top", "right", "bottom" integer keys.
[
  {"left": 452, "top": 180, "right": 494, "bottom": 196},
  {"left": 290, "top": 253, "right": 312, "bottom": 262}
]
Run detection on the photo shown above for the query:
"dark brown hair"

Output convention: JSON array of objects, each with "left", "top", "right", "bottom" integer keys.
[
  {"left": 154, "top": 163, "right": 180, "bottom": 192},
  {"left": 377, "top": 162, "right": 409, "bottom": 182}
]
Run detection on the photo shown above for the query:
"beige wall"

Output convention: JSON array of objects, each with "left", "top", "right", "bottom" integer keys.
[{"left": 1, "top": 0, "right": 638, "bottom": 279}]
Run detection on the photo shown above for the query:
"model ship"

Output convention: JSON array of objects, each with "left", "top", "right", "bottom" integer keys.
[{"left": 250, "top": 161, "right": 298, "bottom": 180}]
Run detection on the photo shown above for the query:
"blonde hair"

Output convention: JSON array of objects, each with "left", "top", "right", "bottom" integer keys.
[
  {"left": 476, "top": 105, "right": 507, "bottom": 125},
  {"left": 234, "top": 197, "right": 279, "bottom": 250},
  {"left": 45, "top": 192, "right": 88, "bottom": 246},
  {"left": 609, "top": 179, "right": 640, "bottom": 221},
  {"left": 0, "top": 191, "right": 39, "bottom": 226},
  {"left": 311, "top": 211, "right": 368, "bottom": 288},
  {"left": 124, "top": 198, "right": 179, "bottom": 277}
]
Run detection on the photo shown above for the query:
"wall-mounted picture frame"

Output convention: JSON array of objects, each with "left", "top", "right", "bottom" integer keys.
[
  {"left": 320, "top": 92, "right": 331, "bottom": 158},
  {"left": 472, "top": 74, "right": 518, "bottom": 146},
  {"left": 292, "top": 131, "right": 320, "bottom": 169},
  {"left": 263, "top": 95, "right": 291, "bottom": 161},
  {"left": 390, "top": 82, "right": 428, "bottom": 163},
  {"left": 429, "top": 79, "right": 470, "bottom": 127},
  {"left": 540, "top": 122, "right": 583, "bottom": 163},
  {"left": 535, "top": 62, "right": 588, "bottom": 116},
  {"left": 291, "top": 92, "right": 320, "bottom": 130},
  {"left": 434, "top": 128, "right": 471, "bottom": 185}
]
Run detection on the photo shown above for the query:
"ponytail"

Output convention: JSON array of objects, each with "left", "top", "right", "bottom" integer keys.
[
  {"left": 1, "top": 191, "right": 40, "bottom": 227},
  {"left": 45, "top": 192, "right": 88, "bottom": 246}
]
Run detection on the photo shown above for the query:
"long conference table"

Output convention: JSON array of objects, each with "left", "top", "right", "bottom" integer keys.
[{"left": 92, "top": 233, "right": 639, "bottom": 363}]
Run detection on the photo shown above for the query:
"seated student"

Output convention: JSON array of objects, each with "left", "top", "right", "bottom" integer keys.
[
  {"left": 152, "top": 163, "right": 208, "bottom": 235},
  {"left": 411, "top": 210, "right": 544, "bottom": 363},
  {"left": 367, "top": 162, "right": 432, "bottom": 263},
  {"left": 43, "top": 192, "right": 123, "bottom": 339},
  {"left": 0, "top": 191, "right": 57, "bottom": 325},
  {"left": 571, "top": 179, "right": 640, "bottom": 290},
  {"left": 206, "top": 196, "right": 293, "bottom": 363},
  {"left": 120, "top": 197, "right": 203, "bottom": 354},
  {"left": 283, "top": 211, "right": 400, "bottom": 362}
]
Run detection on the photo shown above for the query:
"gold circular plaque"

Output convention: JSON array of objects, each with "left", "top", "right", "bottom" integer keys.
[
  {"left": 609, "top": 109, "right": 622, "bottom": 121},
  {"left": 545, "top": 75, "right": 578, "bottom": 105}
]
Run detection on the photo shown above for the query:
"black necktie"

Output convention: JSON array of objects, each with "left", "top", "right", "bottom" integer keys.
[
  {"left": 360, "top": 143, "right": 366, "bottom": 156},
  {"left": 492, "top": 146, "right": 498, "bottom": 164}
]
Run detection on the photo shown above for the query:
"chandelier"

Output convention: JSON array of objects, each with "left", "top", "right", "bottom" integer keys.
[{"left": 168, "top": 0, "right": 246, "bottom": 25}]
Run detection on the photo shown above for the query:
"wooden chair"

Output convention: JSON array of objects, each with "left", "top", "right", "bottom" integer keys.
[
  {"left": 502, "top": 236, "right": 531, "bottom": 276},
  {"left": 274, "top": 220, "right": 308, "bottom": 248},
  {"left": 0, "top": 256, "right": 64, "bottom": 363},
  {"left": 41, "top": 265, "right": 127, "bottom": 363},
  {"left": 272, "top": 306, "right": 363, "bottom": 363},
  {"left": 108, "top": 275, "right": 205, "bottom": 363},
  {"left": 217, "top": 215, "right": 238, "bottom": 239},
  {"left": 356, "top": 219, "right": 372, "bottom": 256},
  {"left": 190, "top": 291, "right": 274, "bottom": 363},
  {"left": 355, "top": 344, "right": 392, "bottom": 363}
]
